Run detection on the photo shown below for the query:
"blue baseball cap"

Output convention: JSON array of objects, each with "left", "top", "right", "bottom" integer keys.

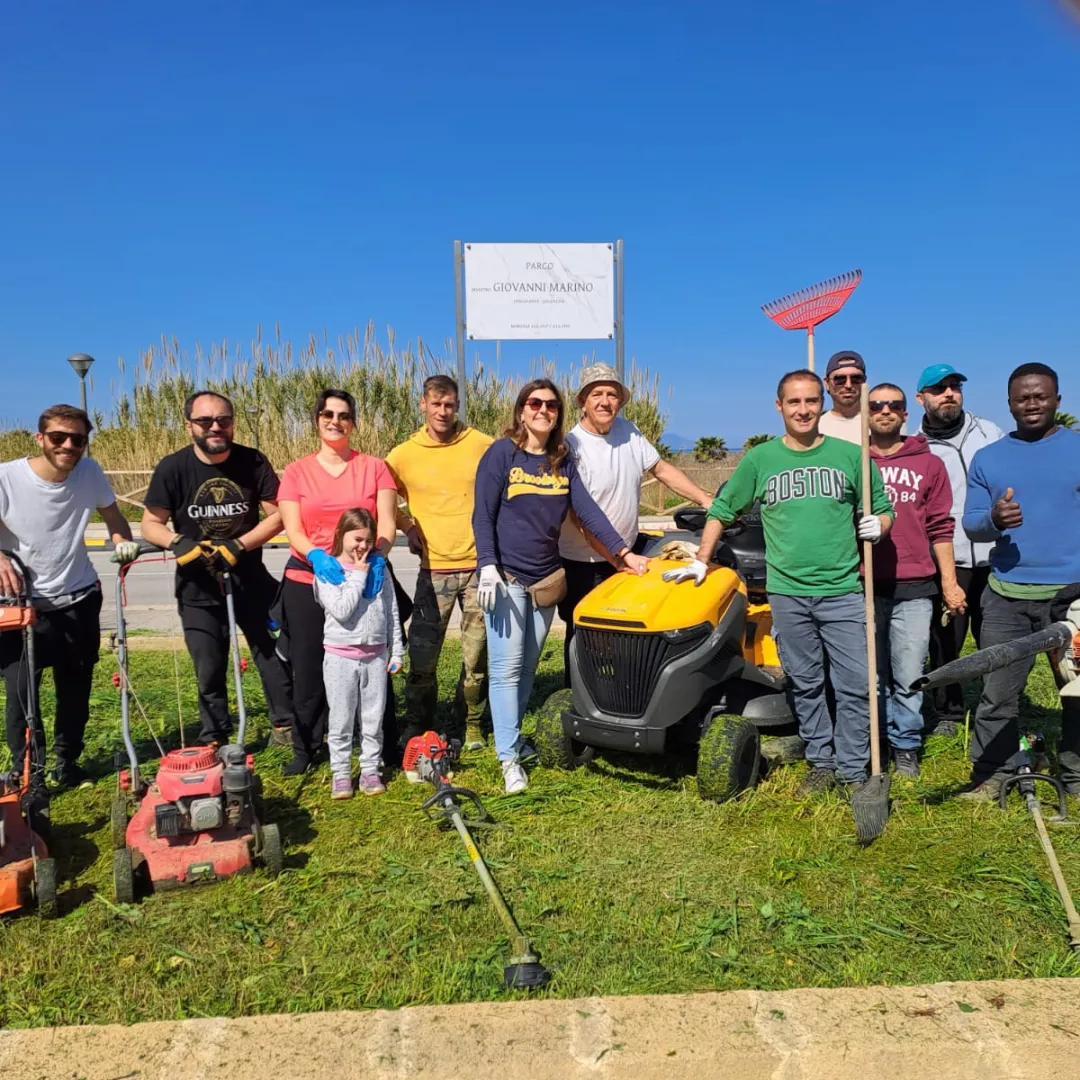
[{"left": 916, "top": 364, "right": 967, "bottom": 392}]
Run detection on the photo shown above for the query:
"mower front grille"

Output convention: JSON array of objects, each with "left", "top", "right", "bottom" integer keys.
[{"left": 575, "top": 626, "right": 708, "bottom": 719}]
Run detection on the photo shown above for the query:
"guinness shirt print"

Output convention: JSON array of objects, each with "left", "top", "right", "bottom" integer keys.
[{"left": 144, "top": 444, "right": 280, "bottom": 606}]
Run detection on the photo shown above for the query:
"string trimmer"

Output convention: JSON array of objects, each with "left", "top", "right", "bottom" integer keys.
[
  {"left": 402, "top": 731, "right": 550, "bottom": 989},
  {"left": 917, "top": 587, "right": 1080, "bottom": 947}
]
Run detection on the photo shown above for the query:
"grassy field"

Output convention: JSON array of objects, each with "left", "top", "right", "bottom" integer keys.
[{"left": 2, "top": 639, "right": 1079, "bottom": 1028}]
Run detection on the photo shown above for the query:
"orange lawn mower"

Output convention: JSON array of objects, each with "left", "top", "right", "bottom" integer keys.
[
  {"left": 0, "top": 551, "right": 58, "bottom": 919},
  {"left": 110, "top": 542, "right": 283, "bottom": 902}
]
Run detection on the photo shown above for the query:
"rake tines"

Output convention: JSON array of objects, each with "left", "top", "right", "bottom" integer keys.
[{"left": 761, "top": 269, "right": 862, "bottom": 371}]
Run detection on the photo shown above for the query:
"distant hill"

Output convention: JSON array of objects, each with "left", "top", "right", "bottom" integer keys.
[{"left": 661, "top": 432, "right": 697, "bottom": 451}]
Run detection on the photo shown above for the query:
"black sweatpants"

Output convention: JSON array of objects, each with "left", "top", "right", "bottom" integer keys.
[
  {"left": 1, "top": 585, "right": 102, "bottom": 772},
  {"left": 927, "top": 565, "right": 990, "bottom": 720},
  {"left": 281, "top": 568, "right": 411, "bottom": 761},
  {"left": 180, "top": 571, "right": 295, "bottom": 745}
]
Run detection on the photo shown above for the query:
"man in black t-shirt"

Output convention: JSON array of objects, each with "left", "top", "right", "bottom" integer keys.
[{"left": 142, "top": 390, "right": 295, "bottom": 746}]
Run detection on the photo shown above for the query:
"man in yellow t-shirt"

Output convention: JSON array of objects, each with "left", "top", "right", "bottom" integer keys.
[{"left": 386, "top": 375, "right": 494, "bottom": 750}]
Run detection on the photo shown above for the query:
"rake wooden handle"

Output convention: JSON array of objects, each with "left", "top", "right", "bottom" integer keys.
[{"left": 860, "top": 383, "right": 882, "bottom": 779}]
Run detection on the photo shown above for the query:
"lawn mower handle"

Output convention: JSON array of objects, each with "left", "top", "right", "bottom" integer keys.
[{"left": 221, "top": 571, "right": 248, "bottom": 749}]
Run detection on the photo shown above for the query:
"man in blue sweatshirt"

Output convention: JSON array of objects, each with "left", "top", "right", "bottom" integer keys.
[{"left": 961, "top": 362, "right": 1080, "bottom": 798}]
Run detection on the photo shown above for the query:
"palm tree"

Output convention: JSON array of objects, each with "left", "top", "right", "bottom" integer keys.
[
  {"left": 693, "top": 436, "right": 727, "bottom": 462},
  {"left": 743, "top": 433, "right": 775, "bottom": 450},
  {"left": 1055, "top": 411, "right": 1078, "bottom": 431}
]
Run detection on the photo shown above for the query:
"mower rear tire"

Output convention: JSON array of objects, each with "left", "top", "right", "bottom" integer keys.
[
  {"left": 114, "top": 847, "right": 135, "bottom": 904},
  {"left": 35, "top": 858, "right": 58, "bottom": 919},
  {"left": 260, "top": 823, "right": 284, "bottom": 877},
  {"left": 534, "top": 690, "right": 594, "bottom": 771},
  {"left": 697, "top": 713, "right": 761, "bottom": 803},
  {"left": 110, "top": 795, "right": 129, "bottom": 850}
]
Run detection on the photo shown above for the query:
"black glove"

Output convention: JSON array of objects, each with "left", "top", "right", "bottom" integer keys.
[
  {"left": 201, "top": 537, "right": 247, "bottom": 572},
  {"left": 171, "top": 535, "right": 210, "bottom": 568}
]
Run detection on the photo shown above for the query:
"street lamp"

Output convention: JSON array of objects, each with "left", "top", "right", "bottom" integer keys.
[{"left": 67, "top": 353, "right": 95, "bottom": 415}]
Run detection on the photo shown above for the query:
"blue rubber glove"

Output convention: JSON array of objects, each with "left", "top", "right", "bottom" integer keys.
[
  {"left": 308, "top": 548, "right": 345, "bottom": 585},
  {"left": 363, "top": 552, "right": 386, "bottom": 599}
]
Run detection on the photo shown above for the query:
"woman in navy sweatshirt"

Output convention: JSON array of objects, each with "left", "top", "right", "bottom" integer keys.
[{"left": 472, "top": 379, "right": 649, "bottom": 793}]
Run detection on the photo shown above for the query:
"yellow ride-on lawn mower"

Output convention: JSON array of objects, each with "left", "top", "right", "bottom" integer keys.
[{"left": 534, "top": 506, "right": 803, "bottom": 801}]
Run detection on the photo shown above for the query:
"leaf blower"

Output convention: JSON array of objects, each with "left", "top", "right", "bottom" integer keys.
[{"left": 402, "top": 731, "right": 550, "bottom": 990}]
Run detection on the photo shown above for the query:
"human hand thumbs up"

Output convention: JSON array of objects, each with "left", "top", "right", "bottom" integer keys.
[{"left": 991, "top": 486, "right": 1023, "bottom": 531}]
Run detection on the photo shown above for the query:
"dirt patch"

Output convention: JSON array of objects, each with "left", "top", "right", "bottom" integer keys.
[{"left": 3, "top": 977, "right": 1078, "bottom": 1080}]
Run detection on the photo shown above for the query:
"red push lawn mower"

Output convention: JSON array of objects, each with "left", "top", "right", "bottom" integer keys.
[
  {"left": 0, "top": 551, "right": 58, "bottom": 918},
  {"left": 110, "top": 542, "right": 283, "bottom": 901}
]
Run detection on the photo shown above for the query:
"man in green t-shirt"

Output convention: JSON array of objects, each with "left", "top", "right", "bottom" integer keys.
[{"left": 665, "top": 369, "right": 894, "bottom": 794}]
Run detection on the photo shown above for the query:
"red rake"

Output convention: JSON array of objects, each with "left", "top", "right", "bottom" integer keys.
[{"left": 761, "top": 269, "right": 862, "bottom": 372}]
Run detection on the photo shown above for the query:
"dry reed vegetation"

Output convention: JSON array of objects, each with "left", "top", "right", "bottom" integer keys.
[{"left": 0, "top": 324, "right": 667, "bottom": 472}]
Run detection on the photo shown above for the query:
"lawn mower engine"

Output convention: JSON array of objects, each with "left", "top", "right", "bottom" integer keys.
[{"left": 121, "top": 744, "right": 261, "bottom": 888}]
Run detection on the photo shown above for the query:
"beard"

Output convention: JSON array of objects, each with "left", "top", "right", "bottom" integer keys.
[
  {"left": 42, "top": 444, "right": 83, "bottom": 473},
  {"left": 925, "top": 399, "right": 962, "bottom": 426},
  {"left": 193, "top": 431, "right": 233, "bottom": 455}
]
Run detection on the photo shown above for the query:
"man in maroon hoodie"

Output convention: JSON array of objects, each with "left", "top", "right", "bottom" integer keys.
[{"left": 868, "top": 384, "right": 967, "bottom": 777}]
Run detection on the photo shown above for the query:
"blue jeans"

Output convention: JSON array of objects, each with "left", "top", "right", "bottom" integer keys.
[
  {"left": 485, "top": 580, "right": 555, "bottom": 761},
  {"left": 874, "top": 595, "right": 932, "bottom": 752},
  {"left": 769, "top": 592, "right": 870, "bottom": 783}
]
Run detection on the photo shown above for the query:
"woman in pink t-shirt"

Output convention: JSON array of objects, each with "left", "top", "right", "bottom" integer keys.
[{"left": 278, "top": 389, "right": 399, "bottom": 774}]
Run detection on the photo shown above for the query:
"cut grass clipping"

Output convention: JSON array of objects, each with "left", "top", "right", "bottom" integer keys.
[{"left": 2, "top": 639, "right": 1080, "bottom": 1027}]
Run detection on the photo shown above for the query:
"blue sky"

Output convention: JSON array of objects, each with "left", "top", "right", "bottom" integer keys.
[{"left": 2, "top": 0, "right": 1078, "bottom": 444}]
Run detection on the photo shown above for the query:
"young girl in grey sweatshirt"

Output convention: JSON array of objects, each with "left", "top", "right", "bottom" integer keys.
[{"left": 314, "top": 508, "right": 404, "bottom": 798}]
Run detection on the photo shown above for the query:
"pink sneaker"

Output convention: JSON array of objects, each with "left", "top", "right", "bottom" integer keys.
[
  {"left": 331, "top": 775, "right": 354, "bottom": 800},
  {"left": 359, "top": 772, "right": 386, "bottom": 796}
]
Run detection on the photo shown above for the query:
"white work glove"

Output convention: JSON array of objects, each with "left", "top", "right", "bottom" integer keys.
[
  {"left": 661, "top": 559, "right": 708, "bottom": 586},
  {"left": 111, "top": 541, "right": 141, "bottom": 565},
  {"left": 476, "top": 565, "right": 507, "bottom": 613},
  {"left": 857, "top": 515, "right": 883, "bottom": 543}
]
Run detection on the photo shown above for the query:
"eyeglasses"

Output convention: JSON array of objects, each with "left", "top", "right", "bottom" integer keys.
[
  {"left": 318, "top": 410, "right": 354, "bottom": 422},
  {"left": 869, "top": 399, "right": 906, "bottom": 413},
  {"left": 43, "top": 430, "right": 88, "bottom": 448},
  {"left": 524, "top": 397, "right": 560, "bottom": 413},
  {"left": 830, "top": 373, "right": 865, "bottom": 386},
  {"left": 923, "top": 380, "right": 963, "bottom": 395},
  {"left": 189, "top": 415, "right": 234, "bottom": 430}
]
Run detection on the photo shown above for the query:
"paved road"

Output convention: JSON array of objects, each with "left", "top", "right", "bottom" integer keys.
[{"left": 92, "top": 541, "right": 568, "bottom": 635}]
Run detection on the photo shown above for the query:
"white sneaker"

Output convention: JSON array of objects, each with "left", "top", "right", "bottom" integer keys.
[{"left": 501, "top": 759, "right": 528, "bottom": 794}]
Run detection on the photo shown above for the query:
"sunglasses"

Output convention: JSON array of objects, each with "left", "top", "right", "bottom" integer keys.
[
  {"left": 923, "top": 381, "right": 963, "bottom": 395},
  {"left": 524, "top": 397, "right": 560, "bottom": 413},
  {"left": 830, "top": 373, "right": 866, "bottom": 386},
  {"left": 869, "top": 399, "right": 906, "bottom": 413},
  {"left": 43, "top": 430, "right": 88, "bottom": 449},
  {"left": 318, "top": 409, "right": 354, "bottom": 422},
  {"left": 189, "top": 415, "right": 234, "bottom": 430}
]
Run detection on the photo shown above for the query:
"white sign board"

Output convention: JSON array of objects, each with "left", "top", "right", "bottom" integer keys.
[{"left": 463, "top": 242, "right": 614, "bottom": 340}]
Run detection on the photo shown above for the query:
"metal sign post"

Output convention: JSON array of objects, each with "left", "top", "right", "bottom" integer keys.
[
  {"left": 454, "top": 240, "right": 467, "bottom": 421},
  {"left": 614, "top": 239, "right": 625, "bottom": 382}
]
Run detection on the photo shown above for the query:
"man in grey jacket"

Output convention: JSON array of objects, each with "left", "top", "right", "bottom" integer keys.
[{"left": 916, "top": 364, "right": 1005, "bottom": 732}]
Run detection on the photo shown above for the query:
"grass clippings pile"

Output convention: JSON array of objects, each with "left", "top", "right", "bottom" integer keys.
[{"left": 1, "top": 641, "right": 1078, "bottom": 1027}]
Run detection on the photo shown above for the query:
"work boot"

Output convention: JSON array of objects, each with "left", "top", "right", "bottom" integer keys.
[
  {"left": 464, "top": 721, "right": 486, "bottom": 751},
  {"left": 795, "top": 767, "right": 836, "bottom": 799},
  {"left": 268, "top": 724, "right": 293, "bottom": 749},
  {"left": 956, "top": 775, "right": 1005, "bottom": 802},
  {"left": 282, "top": 754, "right": 311, "bottom": 777},
  {"left": 892, "top": 748, "right": 920, "bottom": 779},
  {"left": 51, "top": 760, "right": 90, "bottom": 790}
]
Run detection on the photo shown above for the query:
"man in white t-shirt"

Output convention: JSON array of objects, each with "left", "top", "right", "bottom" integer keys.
[
  {"left": 557, "top": 364, "right": 712, "bottom": 680},
  {"left": 818, "top": 350, "right": 867, "bottom": 444},
  {"left": 0, "top": 404, "right": 136, "bottom": 789}
]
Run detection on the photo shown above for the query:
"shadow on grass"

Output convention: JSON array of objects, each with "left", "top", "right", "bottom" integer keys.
[{"left": 260, "top": 795, "right": 315, "bottom": 870}]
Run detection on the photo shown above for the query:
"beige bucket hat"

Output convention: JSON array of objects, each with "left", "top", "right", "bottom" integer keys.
[{"left": 575, "top": 363, "right": 631, "bottom": 407}]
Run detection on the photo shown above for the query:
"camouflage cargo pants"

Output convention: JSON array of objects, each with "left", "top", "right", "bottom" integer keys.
[{"left": 405, "top": 569, "right": 488, "bottom": 735}]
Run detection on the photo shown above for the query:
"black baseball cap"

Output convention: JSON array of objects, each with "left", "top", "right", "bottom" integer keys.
[{"left": 825, "top": 350, "right": 865, "bottom": 377}]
